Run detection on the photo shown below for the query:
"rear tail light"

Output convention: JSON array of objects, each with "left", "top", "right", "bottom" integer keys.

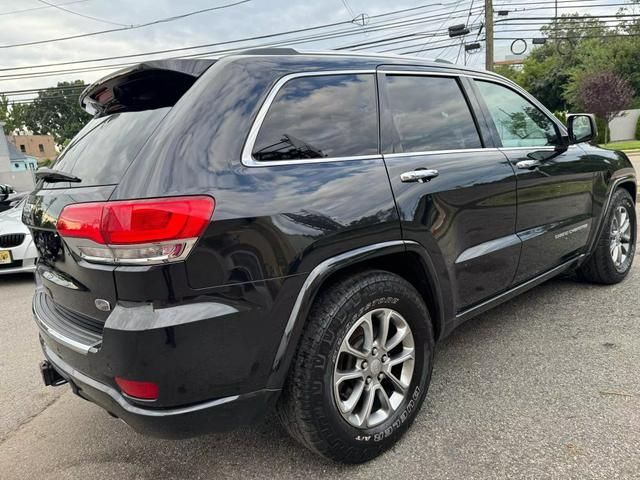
[
  {"left": 115, "top": 377, "right": 159, "bottom": 401},
  {"left": 57, "top": 196, "right": 214, "bottom": 265}
]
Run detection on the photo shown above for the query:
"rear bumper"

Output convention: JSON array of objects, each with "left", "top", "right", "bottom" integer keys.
[{"left": 42, "top": 341, "right": 280, "bottom": 438}]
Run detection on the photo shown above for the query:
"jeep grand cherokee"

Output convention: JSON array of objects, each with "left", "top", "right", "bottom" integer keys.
[{"left": 24, "top": 49, "right": 637, "bottom": 463}]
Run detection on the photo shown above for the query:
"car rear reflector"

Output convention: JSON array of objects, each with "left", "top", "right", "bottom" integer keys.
[
  {"left": 56, "top": 196, "right": 214, "bottom": 265},
  {"left": 115, "top": 377, "right": 159, "bottom": 401}
]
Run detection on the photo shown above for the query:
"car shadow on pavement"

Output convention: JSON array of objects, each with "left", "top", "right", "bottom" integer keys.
[
  {"left": 83, "top": 273, "right": 620, "bottom": 476},
  {"left": 3, "top": 266, "right": 637, "bottom": 479},
  {"left": 0, "top": 272, "right": 35, "bottom": 285}
]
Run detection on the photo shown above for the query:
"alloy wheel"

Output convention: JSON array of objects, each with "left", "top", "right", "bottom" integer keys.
[
  {"left": 610, "top": 205, "right": 633, "bottom": 270},
  {"left": 333, "top": 308, "right": 415, "bottom": 429}
]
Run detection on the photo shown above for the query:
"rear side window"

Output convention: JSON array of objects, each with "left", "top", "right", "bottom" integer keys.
[
  {"left": 46, "top": 108, "right": 169, "bottom": 187},
  {"left": 252, "top": 74, "right": 378, "bottom": 161},
  {"left": 475, "top": 80, "right": 558, "bottom": 148},
  {"left": 382, "top": 75, "right": 482, "bottom": 153}
]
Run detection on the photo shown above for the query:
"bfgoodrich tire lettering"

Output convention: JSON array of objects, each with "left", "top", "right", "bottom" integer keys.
[
  {"left": 277, "top": 270, "right": 434, "bottom": 463},
  {"left": 578, "top": 188, "right": 636, "bottom": 284}
]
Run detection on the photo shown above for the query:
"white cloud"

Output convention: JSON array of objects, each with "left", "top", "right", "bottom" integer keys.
[{"left": 0, "top": 0, "right": 626, "bottom": 95}]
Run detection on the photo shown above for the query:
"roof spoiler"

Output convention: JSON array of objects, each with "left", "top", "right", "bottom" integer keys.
[{"left": 80, "top": 59, "right": 216, "bottom": 116}]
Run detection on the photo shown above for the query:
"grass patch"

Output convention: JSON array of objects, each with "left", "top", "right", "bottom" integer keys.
[{"left": 600, "top": 140, "right": 640, "bottom": 151}]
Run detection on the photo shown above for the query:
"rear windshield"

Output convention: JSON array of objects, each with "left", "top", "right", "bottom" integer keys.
[{"left": 44, "top": 108, "right": 169, "bottom": 188}]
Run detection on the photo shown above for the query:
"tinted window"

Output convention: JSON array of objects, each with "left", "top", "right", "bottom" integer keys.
[
  {"left": 252, "top": 74, "right": 377, "bottom": 161},
  {"left": 475, "top": 81, "right": 558, "bottom": 148},
  {"left": 47, "top": 108, "right": 169, "bottom": 187},
  {"left": 383, "top": 75, "right": 482, "bottom": 153}
]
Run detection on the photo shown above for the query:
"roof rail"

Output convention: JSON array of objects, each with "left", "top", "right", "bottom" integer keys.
[{"left": 238, "top": 47, "right": 299, "bottom": 56}]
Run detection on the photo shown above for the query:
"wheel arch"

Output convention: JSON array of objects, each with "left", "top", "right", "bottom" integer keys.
[
  {"left": 618, "top": 180, "right": 636, "bottom": 203},
  {"left": 268, "top": 241, "right": 449, "bottom": 390},
  {"left": 315, "top": 250, "right": 446, "bottom": 342}
]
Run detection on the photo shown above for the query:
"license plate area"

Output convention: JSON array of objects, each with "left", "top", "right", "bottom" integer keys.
[{"left": 0, "top": 250, "right": 12, "bottom": 264}]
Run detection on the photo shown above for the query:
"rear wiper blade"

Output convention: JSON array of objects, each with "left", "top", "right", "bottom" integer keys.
[{"left": 35, "top": 168, "right": 81, "bottom": 183}]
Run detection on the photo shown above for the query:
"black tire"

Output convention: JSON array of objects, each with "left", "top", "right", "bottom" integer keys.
[
  {"left": 578, "top": 188, "right": 636, "bottom": 284},
  {"left": 277, "top": 270, "right": 434, "bottom": 463}
]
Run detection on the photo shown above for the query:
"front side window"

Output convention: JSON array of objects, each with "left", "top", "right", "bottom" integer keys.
[
  {"left": 252, "top": 74, "right": 378, "bottom": 161},
  {"left": 382, "top": 75, "right": 482, "bottom": 153},
  {"left": 475, "top": 80, "right": 558, "bottom": 148}
]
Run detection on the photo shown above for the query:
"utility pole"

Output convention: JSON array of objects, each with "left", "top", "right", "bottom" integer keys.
[{"left": 484, "top": 0, "right": 494, "bottom": 71}]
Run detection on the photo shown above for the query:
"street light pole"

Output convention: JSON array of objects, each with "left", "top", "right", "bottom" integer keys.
[{"left": 485, "top": 0, "right": 494, "bottom": 71}]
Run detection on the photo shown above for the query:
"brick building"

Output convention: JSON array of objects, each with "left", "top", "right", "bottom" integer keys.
[{"left": 8, "top": 134, "right": 57, "bottom": 159}]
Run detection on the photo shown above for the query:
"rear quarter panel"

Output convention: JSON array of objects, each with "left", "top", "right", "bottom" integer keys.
[{"left": 110, "top": 57, "right": 402, "bottom": 396}]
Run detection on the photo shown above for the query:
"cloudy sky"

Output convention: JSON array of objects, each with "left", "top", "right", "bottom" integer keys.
[{"left": 0, "top": 0, "right": 628, "bottom": 100}]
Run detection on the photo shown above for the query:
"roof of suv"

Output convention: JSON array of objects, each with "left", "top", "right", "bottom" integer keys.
[
  {"left": 224, "top": 47, "right": 492, "bottom": 75},
  {"left": 80, "top": 47, "right": 505, "bottom": 115}
]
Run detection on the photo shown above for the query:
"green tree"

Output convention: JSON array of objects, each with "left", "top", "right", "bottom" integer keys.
[
  {"left": 494, "top": 65, "right": 522, "bottom": 84},
  {"left": 575, "top": 72, "right": 634, "bottom": 143},
  {"left": 501, "top": 14, "right": 640, "bottom": 112},
  {"left": 514, "top": 15, "right": 608, "bottom": 112},
  {"left": 0, "top": 95, "right": 23, "bottom": 132},
  {"left": 19, "top": 80, "right": 90, "bottom": 146}
]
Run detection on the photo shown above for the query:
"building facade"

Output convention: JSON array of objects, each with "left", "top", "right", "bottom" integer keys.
[
  {"left": 8, "top": 134, "right": 57, "bottom": 159},
  {"left": 0, "top": 122, "right": 36, "bottom": 192}
]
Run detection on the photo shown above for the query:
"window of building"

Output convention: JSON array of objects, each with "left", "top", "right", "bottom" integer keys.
[
  {"left": 252, "top": 74, "right": 378, "bottom": 161},
  {"left": 19, "top": 145, "right": 26, "bottom": 152},
  {"left": 38, "top": 144, "right": 44, "bottom": 153}
]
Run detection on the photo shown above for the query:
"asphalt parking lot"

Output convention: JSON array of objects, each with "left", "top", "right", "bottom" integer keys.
[{"left": 1, "top": 234, "right": 639, "bottom": 479}]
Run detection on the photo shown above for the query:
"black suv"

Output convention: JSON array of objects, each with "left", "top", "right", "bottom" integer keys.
[{"left": 25, "top": 49, "right": 636, "bottom": 463}]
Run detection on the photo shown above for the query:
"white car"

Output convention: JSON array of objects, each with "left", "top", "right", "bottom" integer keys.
[{"left": 0, "top": 199, "right": 37, "bottom": 274}]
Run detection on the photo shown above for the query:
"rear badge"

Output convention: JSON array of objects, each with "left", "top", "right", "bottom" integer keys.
[{"left": 94, "top": 299, "right": 111, "bottom": 312}]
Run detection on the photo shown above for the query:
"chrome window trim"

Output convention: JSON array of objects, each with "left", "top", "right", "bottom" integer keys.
[
  {"left": 384, "top": 148, "right": 500, "bottom": 158},
  {"left": 470, "top": 75, "right": 567, "bottom": 137},
  {"left": 378, "top": 72, "right": 490, "bottom": 156},
  {"left": 241, "top": 69, "right": 377, "bottom": 167},
  {"left": 498, "top": 146, "right": 558, "bottom": 151},
  {"left": 381, "top": 69, "right": 564, "bottom": 132},
  {"left": 241, "top": 67, "right": 564, "bottom": 167},
  {"left": 244, "top": 154, "right": 383, "bottom": 167},
  {"left": 381, "top": 69, "right": 474, "bottom": 78}
]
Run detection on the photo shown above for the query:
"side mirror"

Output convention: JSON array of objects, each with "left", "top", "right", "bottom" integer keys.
[
  {"left": 567, "top": 114, "right": 597, "bottom": 144},
  {"left": 0, "top": 184, "right": 11, "bottom": 202}
]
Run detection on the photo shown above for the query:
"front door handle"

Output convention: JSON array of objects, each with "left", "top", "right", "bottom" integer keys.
[
  {"left": 400, "top": 169, "right": 439, "bottom": 183},
  {"left": 515, "top": 159, "right": 540, "bottom": 169}
]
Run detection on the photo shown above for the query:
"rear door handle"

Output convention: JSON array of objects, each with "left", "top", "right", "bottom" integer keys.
[
  {"left": 400, "top": 169, "right": 439, "bottom": 183},
  {"left": 515, "top": 160, "right": 540, "bottom": 169}
]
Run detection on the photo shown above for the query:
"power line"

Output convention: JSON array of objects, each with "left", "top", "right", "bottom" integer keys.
[
  {"left": 0, "top": 4, "right": 488, "bottom": 82},
  {"left": 0, "top": 2, "right": 464, "bottom": 72},
  {"left": 495, "top": 0, "right": 632, "bottom": 6},
  {"left": 0, "top": 85, "right": 86, "bottom": 96},
  {"left": 35, "top": 0, "right": 128, "bottom": 27},
  {"left": 0, "top": 0, "right": 253, "bottom": 49},
  {"left": 340, "top": 0, "right": 357, "bottom": 19},
  {"left": 0, "top": 0, "right": 91, "bottom": 17},
  {"left": 495, "top": 13, "right": 640, "bottom": 25},
  {"left": 494, "top": 33, "right": 640, "bottom": 40},
  {"left": 1, "top": 3, "right": 635, "bottom": 90},
  {"left": 422, "top": 0, "right": 468, "bottom": 57},
  {"left": 458, "top": 0, "right": 476, "bottom": 64}
]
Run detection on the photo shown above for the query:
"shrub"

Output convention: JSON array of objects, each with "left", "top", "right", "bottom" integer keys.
[
  {"left": 596, "top": 116, "right": 608, "bottom": 144},
  {"left": 553, "top": 111, "right": 567, "bottom": 125}
]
